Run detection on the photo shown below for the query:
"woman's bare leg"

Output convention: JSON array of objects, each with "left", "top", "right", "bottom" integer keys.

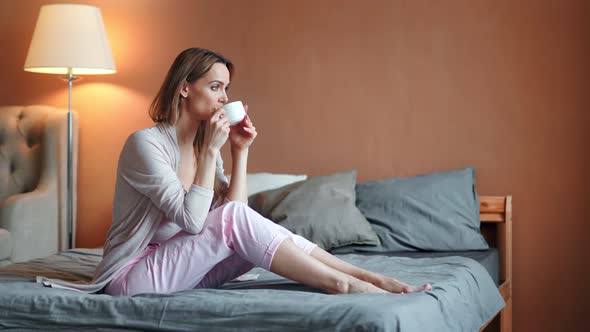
[
  {"left": 270, "top": 240, "right": 387, "bottom": 294},
  {"left": 310, "top": 247, "right": 432, "bottom": 293}
]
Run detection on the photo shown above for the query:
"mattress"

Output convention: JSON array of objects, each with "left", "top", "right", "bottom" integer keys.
[
  {"left": 0, "top": 248, "right": 504, "bottom": 331},
  {"left": 354, "top": 249, "right": 500, "bottom": 286}
]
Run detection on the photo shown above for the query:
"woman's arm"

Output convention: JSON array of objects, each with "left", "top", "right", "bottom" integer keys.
[
  {"left": 194, "top": 147, "right": 219, "bottom": 190},
  {"left": 195, "top": 108, "right": 232, "bottom": 191},
  {"left": 119, "top": 131, "right": 215, "bottom": 235},
  {"left": 226, "top": 106, "right": 257, "bottom": 203},
  {"left": 226, "top": 147, "right": 249, "bottom": 203}
]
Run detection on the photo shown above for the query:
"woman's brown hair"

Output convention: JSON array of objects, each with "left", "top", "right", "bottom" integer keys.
[{"left": 149, "top": 48, "right": 234, "bottom": 150}]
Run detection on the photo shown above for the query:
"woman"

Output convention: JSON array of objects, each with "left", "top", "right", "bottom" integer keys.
[{"left": 94, "top": 48, "right": 432, "bottom": 296}]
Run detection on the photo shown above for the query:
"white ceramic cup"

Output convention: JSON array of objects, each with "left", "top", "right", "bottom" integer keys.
[{"left": 222, "top": 101, "right": 246, "bottom": 126}]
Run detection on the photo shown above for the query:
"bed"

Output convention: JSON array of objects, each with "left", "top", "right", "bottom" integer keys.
[
  {"left": 0, "top": 167, "right": 512, "bottom": 332},
  {"left": 0, "top": 195, "right": 511, "bottom": 331}
]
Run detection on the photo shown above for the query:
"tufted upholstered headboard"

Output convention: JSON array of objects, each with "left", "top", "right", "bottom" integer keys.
[
  {"left": 0, "top": 105, "right": 78, "bottom": 261},
  {"left": 0, "top": 106, "right": 51, "bottom": 201}
]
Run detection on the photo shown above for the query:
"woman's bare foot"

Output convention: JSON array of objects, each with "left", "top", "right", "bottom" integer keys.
[
  {"left": 373, "top": 275, "right": 432, "bottom": 294},
  {"left": 347, "top": 276, "right": 389, "bottom": 294}
]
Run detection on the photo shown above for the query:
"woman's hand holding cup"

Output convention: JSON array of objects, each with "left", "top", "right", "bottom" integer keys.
[
  {"left": 203, "top": 107, "right": 230, "bottom": 153},
  {"left": 224, "top": 101, "right": 257, "bottom": 151}
]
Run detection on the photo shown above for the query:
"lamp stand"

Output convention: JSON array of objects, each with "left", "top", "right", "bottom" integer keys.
[
  {"left": 24, "top": 4, "right": 116, "bottom": 250},
  {"left": 64, "top": 69, "right": 78, "bottom": 249}
]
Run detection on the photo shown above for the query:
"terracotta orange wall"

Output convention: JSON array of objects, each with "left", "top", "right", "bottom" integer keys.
[{"left": 1, "top": 0, "right": 588, "bottom": 330}]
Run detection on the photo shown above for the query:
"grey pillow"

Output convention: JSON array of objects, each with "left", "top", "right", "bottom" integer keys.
[
  {"left": 333, "top": 167, "right": 488, "bottom": 253},
  {"left": 248, "top": 170, "right": 381, "bottom": 250}
]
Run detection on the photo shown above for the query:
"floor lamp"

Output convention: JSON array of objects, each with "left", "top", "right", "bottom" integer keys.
[{"left": 24, "top": 4, "right": 116, "bottom": 249}]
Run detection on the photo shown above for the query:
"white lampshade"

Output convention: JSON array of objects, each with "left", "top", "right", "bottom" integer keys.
[{"left": 24, "top": 4, "right": 116, "bottom": 75}]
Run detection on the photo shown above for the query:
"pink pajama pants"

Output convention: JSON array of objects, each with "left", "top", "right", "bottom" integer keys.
[{"left": 104, "top": 201, "right": 317, "bottom": 296}]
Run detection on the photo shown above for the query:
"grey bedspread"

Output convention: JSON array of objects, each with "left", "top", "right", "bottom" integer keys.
[{"left": 0, "top": 249, "right": 504, "bottom": 331}]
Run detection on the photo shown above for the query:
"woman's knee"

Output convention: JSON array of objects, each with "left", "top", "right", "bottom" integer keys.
[
  {"left": 220, "top": 201, "right": 256, "bottom": 230},
  {"left": 222, "top": 201, "right": 260, "bottom": 222},
  {"left": 222, "top": 200, "right": 250, "bottom": 212}
]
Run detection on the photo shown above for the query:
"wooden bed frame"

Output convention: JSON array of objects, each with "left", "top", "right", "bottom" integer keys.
[{"left": 479, "top": 196, "right": 512, "bottom": 332}]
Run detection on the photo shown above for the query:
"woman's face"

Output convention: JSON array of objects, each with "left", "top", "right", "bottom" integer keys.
[{"left": 181, "top": 62, "right": 230, "bottom": 120}]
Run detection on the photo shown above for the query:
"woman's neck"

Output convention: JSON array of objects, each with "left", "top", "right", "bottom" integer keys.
[{"left": 174, "top": 109, "right": 200, "bottom": 149}]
